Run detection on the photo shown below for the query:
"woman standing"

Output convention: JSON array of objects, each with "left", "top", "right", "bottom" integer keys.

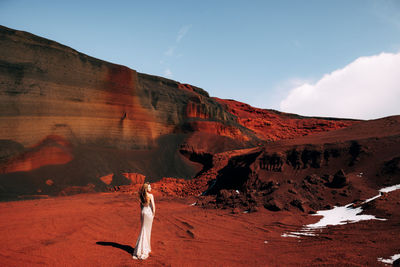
[{"left": 132, "top": 182, "right": 155, "bottom": 260}]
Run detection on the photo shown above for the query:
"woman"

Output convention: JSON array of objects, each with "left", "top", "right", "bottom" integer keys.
[{"left": 132, "top": 182, "right": 155, "bottom": 260}]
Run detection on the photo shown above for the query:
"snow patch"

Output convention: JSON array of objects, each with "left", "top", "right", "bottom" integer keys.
[
  {"left": 282, "top": 184, "right": 400, "bottom": 238},
  {"left": 377, "top": 253, "right": 400, "bottom": 264}
]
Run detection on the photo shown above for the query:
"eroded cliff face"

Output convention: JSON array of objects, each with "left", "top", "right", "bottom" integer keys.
[
  {"left": 0, "top": 26, "right": 247, "bottom": 150},
  {"left": 198, "top": 116, "right": 400, "bottom": 213},
  {"left": 0, "top": 25, "right": 259, "bottom": 199},
  {"left": 0, "top": 25, "right": 358, "bottom": 200}
]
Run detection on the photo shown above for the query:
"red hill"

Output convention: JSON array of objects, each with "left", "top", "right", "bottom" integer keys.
[{"left": 0, "top": 25, "right": 359, "bottom": 200}]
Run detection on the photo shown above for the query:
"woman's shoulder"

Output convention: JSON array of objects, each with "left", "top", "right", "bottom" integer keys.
[{"left": 148, "top": 193, "right": 154, "bottom": 198}]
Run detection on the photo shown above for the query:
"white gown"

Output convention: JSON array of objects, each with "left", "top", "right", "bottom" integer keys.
[{"left": 132, "top": 203, "right": 154, "bottom": 260}]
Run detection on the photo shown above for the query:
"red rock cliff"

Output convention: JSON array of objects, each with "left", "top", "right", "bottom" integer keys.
[{"left": 0, "top": 25, "right": 358, "bottom": 200}]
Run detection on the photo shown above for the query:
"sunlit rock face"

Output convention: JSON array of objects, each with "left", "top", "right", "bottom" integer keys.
[
  {"left": 214, "top": 98, "right": 358, "bottom": 142},
  {"left": 0, "top": 26, "right": 244, "bottom": 151},
  {"left": 0, "top": 25, "right": 256, "bottom": 198},
  {"left": 0, "top": 135, "right": 73, "bottom": 174},
  {"left": 0, "top": 25, "right": 359, "bottom": 199}
]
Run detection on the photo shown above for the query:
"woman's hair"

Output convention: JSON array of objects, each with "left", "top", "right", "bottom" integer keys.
[{"left": 139, "top": 182, "right": 150, "bottom": 205}]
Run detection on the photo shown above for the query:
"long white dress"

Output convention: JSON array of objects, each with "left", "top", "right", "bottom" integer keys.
[{"left": 132, "top": 199, "right": 154, "bottom": 260}]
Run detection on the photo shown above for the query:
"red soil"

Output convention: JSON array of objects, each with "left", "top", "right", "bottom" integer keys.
[
  {"left": 214, "top": 98, "right": 359, "bottom": 141},
  {"left": 0, "top": 190, "right": 398, "bottom": 266},
  {"left": 1, "top": 117, "right": 399, "bottom": 267},
  {"left": 1, "top": 25, "right": 399, "bottom": 266}
]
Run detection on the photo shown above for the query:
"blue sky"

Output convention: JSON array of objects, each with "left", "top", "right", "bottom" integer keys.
[{"left": 1, "top": 0, "right": 400, "bottom": 119}]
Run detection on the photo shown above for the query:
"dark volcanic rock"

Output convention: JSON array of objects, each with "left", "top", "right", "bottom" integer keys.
[
  {"left": 290, "top": 199, "right": 305, "bottom": 212},
  {"left": 204, "top": 151, "right": 261, "bottom": 195},
  {"left": 380, "top": 157, "right": 400, "bottom": 175},
  {"left": 264, "top": 198, "right": 284, "bottom": 211},
  {"left": 349, "top": 140, "right": 362, "bottom": 166},
  {"left": 328, "top": 169, "right": 347, "bottom": 188},
  {"left": 196, "top": 116, "right": 400, "bottom": 213},
  {"left": 305, "top": 174, "right": 323, "bottom": 185}
]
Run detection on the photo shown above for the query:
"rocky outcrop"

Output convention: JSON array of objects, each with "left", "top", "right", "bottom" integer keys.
[
  {"left": 214, "top": 98, "right": 359, "bottom": 141},
  {"left": 122, "top": 172, "right": 146, "bottom": 185},
  {"left": 99, "top": 174, "right": 113, "bottom": 185},
  {"left": 328, "top": 169, "right": 347, "bottom": 188},
  {"left": 200, "top": 116, "right": 400, "bottom": 213}
]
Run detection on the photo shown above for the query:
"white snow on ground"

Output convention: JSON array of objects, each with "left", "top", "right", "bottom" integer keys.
[
  {"left": 281, "top": 184, "right": 400, "bottom": 238},
  {"left": 377, "top": 253, "right": 400, "bottom": 264}
]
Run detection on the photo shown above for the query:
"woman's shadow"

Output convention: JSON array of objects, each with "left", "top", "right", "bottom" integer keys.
[{"left": 96, "top": 241, "right": 133, "bottom": 255}]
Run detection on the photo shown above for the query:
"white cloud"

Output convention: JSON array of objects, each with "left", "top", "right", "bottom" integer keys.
[
  {"left": 164, "top": 46, "right": 175, "bottom": 57},
  {"left": 164, "top": 68, "right": 173, "bottom": 78},
  {"left": 279, "top": 52, "right": 400, "bottom": 120},
  {"left": 252, "top": 78, "right": 314, "bottom": 111},
  {"left": 176, "top": 24, "right": 192, "bottom": 43},
  {"left": 160, "top": 24, "right": 192, "bottom": 78}
]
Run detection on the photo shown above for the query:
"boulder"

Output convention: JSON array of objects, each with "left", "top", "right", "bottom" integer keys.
[
  {"left": 305, "top": 174, "right": 322, "bottom": 185},
  {"left": 264, "top": 198, "right": 283, "bottom": 211},
  {"left": 290, "top": 199, "right": 305, "bottom": 212},
  {"left": 329, "top": 169, "right": 347, "bottom": 188}
]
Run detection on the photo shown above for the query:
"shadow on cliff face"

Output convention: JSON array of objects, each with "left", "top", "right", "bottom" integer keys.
[
  {"left": 203, "top": 151, "right": 262, "bottom": 196},
  {"left": 0, "top": 135, "right": 73, "bottom": 174},
  {"left": 0, "top": 134, "right": 189, "bottom": 200},
  {"left": 0, "top": 131, "right": 254, "bottom": 200}
]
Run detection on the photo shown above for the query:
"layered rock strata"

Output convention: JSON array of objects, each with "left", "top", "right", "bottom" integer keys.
[{"left": 0, "top": 25, "right": 358, "bottom": 199}]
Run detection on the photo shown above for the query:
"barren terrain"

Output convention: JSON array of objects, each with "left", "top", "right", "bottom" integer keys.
[
  {"left": 0, "top": 189, "right": 399, "bottom": 266},
  {"left": 1, "top": 25, "right": 400, "bottom": 266}
]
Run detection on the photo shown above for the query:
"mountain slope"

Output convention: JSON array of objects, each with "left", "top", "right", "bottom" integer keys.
[{"left": 0, "top": 25, "right": 359, "bottom": 200}]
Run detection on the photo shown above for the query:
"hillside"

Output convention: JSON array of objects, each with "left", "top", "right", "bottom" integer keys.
[{"left": 0, "top": 25, "right": 358, "bottom": 200}]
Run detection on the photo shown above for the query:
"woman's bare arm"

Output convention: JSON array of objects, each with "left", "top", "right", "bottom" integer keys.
[{"left": 150, "top": 194, "right": 156, "bottom": 216}]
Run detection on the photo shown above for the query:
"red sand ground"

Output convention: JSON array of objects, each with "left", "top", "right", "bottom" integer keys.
[{"left": 0, "top": 189, "right": 399, "bottom": 266}]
